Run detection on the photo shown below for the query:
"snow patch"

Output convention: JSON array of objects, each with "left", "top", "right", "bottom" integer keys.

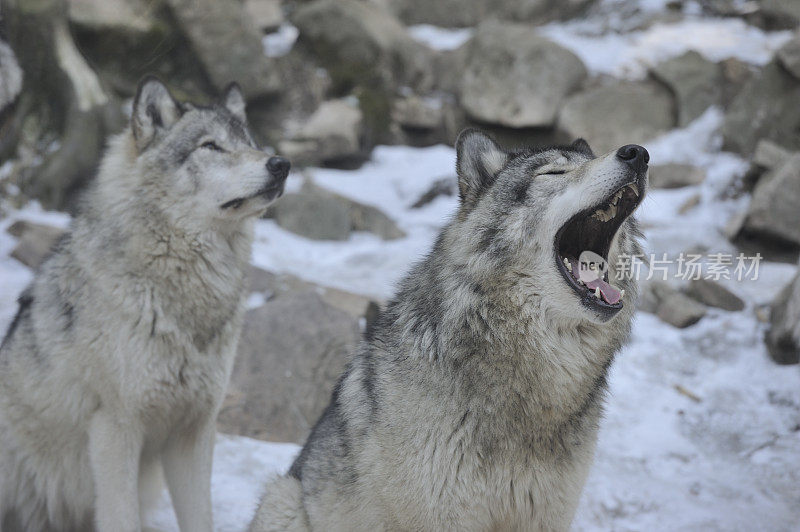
[
  {"left": 540, "top": 18, "right": 792, "bottom": 79},
  {"left": 408, "top": 24, "right": 474, "bottom": 51}
]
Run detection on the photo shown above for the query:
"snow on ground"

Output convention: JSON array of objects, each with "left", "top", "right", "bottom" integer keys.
[
  {"left": 147, "top": 436, "right": 299, "bottom": 532},
  {"left": 408, "top": 24, "right": 474, "bottom": 51},
  {"left": 251, "top": 144, "right": 460, "bottom": 299},
  {"left": 540, "top": 16, "right": 791, "bottom": 79}
]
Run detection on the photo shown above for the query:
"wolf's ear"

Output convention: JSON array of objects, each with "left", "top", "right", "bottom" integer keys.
[
  {"left": 222, "top": 82, "right": 247, "bottom": 123},
  {"left": 456, "top": 129, "right": 507, "bottom": 207},
  {"left": 132, "top": 76, "right": 182, "bottom": 151},
  {"left": 571, "top": 138, "right": 594, "bottom": 157}
]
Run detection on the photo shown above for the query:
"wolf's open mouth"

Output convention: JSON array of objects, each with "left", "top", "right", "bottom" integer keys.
[{"left": 554, "top": 182, "right": 642, "bottom": 312}]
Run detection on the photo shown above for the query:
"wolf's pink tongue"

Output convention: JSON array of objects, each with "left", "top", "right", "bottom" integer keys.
[
  {"left": 584, "top": 278, "right": 622, "bottom": 305},
  {"left": 568, "top": 258, "right": 622, "bottom": 305}
]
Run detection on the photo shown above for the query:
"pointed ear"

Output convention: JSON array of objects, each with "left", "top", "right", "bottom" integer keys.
[
  {"left": 571, "top": 138, "right": 594, "bottom": 157},
  {"left": 222, "top": 82, "right": 247, "bottom": 123},
  {"left": 455, "top": 129, "right": 508, "bottom": 206},
  {"left": 132, "top": 76, "right": 182, "bottom": 151}
]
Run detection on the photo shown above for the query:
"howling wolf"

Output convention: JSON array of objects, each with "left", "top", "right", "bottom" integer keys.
[
  {"left": 0, "top": 76, "right": 290, "bottom": 532},
  {"left": 250, "top": 130, "right": 648, "bottom": 531}
]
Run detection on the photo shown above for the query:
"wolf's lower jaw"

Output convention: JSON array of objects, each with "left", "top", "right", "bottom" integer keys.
[
  {"left": 555, "top": 182, "right": 642, "bottom": 313},
  {"left": 219, "top": 184, "right": 285, "bottom": 210}
]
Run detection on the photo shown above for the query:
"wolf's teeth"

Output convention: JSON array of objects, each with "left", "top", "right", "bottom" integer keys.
[
  {"left": 594, "top": 287, "right": 601, "bottom": 298},
  {"left": 563, "top": 257, "right": 570, "bottom": 269},
  {"left": 620, "top": 289, "right": 625, "bottom": 299},
  {"left": 628, "top": 184, "right": 639, "bottom": 197}
]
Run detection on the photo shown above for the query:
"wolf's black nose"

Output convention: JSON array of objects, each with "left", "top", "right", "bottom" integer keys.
[
  {"left": 616, "top": 144, "right": 649, "bottom": 173},
  {"left": 267, "top": 156, "right": 290, "bottom": 179}
]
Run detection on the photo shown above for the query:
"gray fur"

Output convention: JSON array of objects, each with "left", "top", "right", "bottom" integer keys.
[
  {"left": 0, "top": 77, "right": 289, "bottom": 532},
  {"left": 251, "top": 130, "right": 646, "bottom": 531}
]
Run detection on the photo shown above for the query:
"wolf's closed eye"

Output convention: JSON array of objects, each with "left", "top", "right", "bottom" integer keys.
[
  {"left": 201, "top": 141, "right": 225, "bottom": 152},
  {"left": 539, "top": 169, "right": 567, "bottom": 176}
]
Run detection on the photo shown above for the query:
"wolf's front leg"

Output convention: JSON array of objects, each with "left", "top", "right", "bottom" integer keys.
[
  {"left": 162, "top": 418, "right": 215, "bottom": 532},
  {"left": 88, "top": 410, "right": 144, "bottom": 532}
]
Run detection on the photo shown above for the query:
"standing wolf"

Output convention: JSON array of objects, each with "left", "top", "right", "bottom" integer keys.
[
  {"left": 250, "top": 130, "right": 648, "bottom": 531},
  {"left": 0, "top": 76, "right": 290, "bottom": 532}
]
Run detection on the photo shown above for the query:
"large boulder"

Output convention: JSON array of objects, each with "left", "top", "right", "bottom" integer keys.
[
  {"left": 558, "top": 81, "right": 675, "bottom": 155},
  {"left": 68, "top": 0, "right": 159, "bottom": 34},
  {"left": 639, "top": 280, "right": 707, "bottom": 328},
  {"left": 759, "top": 0, "right": 800, "bottom": 29},
  {"left": 657, "top": 290, "right": 708, "bottom": 328},
  {"left": 165, "top": 0, "right": 282, "bottom": 99},
  {"left": 765, "top": 270, "right": 800, "bottom": 365},
  {"left": 741, "top": 153, "right": 800, "bottom": 248},
  {"left": 291, "top": 0, "right": 434, "bottom": 94},
  {"left": 266, "top": 181, "right": 405, "bottom": 241},
  {"left": 753, "top": 139, "right": 792, "bottom": 171},
  {"left": 777, "top": 35, "right": 800, "bottom": 80},
  {"left": 459, "top": 21, "right": 587, "bottom": 128},
  {"left": 650, "top": 51, "right": 722, "bottom": 127},
  {"left": 243, "top": 0, "right": 283, "bottom": 31},
  {"left": 218, "top": 273, "right": 364, "bottom": 442},
  {"left": 1, "top": 0, "right": 126, "bottom": 211},
  {"left": 685, "top": 279, "right": 745, "bottom": 311},
  {"left": 382, "top": 0, "right": 596, "bottom": 28},
  {"left": 722, "top": 59, "right": 800, "bottom": 156},
  {"left": 0, "top": 39, "right": 22, "bottom": 113},
  {"left": 279, "top": 99, "right": 364, "bottom": 166}
]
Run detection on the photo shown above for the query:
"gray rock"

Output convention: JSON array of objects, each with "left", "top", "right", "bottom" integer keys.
[
  {"left": 280, "top": 99, "right": 364, "bottom": 165},
  {"left": 247, "top": 267, "right": 378, "bottom": 323},
  {"left": 392, "top": 95, "right": 443, "bottom": 130},
  {"left": 350, "top": 201, "right": 406, "bottom": 240},
  {"left": 718, "top": 57, "right": 755, "bottom": 108},
  {"left": 637, "top": 280, "right": 674, "bottom": 314},
  {"left": 558, "top": 81, "right": 675, "bottom": 155},
  {"left": 460, "top": 21, "right": 587, "bottom": 128},
  {"left": 743, "top": 153, "right": 800, "bottom": 247},
  {"left": 219, "top": 289, "right": 360, "bottom": 442},
  {"left": 639, "top": 280, "right": 707, "bottom": 327},
  {"left": 244, "top": 0, "right": 284, "bottom": 31},
  {"left": 291, "top": 0, "right": 434, "bottom": 93},
  {"left": 411, "top": 177, "right": 457, "bottom": 208},
  {"left": 68, "top": 0, "right": 158, "bottom": 34},
  {"left": 650, "top": 51, "right": 722, "bottom": 127},
  {"left": 753, "top": 139, "right": 793, "bottom": 170},
  {"left": 166, "top": 0, "right": 281, "bottom": 98},
  {"left": 266, "top": 181, "right": 405, "bottom": 241},
  {"left": 383, "top": 0, "right": 596, "bottom": 27},
  {"left": 685, "top": 279, "right": 746, "bottom": 311},
  {"left": 657, "top": 291, "right": 708, "bottom": 328},
  {"left": 7, "top": 221, "right": 67, "bottom": 269},
  {"left": 267, "top": 188, "right": 352, "bottom": 241},
  {"left": 2, "top": 0, "right": 126, "bottom": 210},
  {"left": 759, "top": 0, "right": 800, "bottom": 28},
  {"left": 0, "top": 39, "right": 22, "bottom": 113},
  {"left": 765, "top": 270, "right": 800, "bottom": 365},
  {"left": 649, "top": 163, "right": 706, "bottom": 189},
  {"left": 722, "top": 60, "right": 800, "bottom": 156},
  {"left": 777, "top": 35, "right": 800, "bottom": 80}
]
